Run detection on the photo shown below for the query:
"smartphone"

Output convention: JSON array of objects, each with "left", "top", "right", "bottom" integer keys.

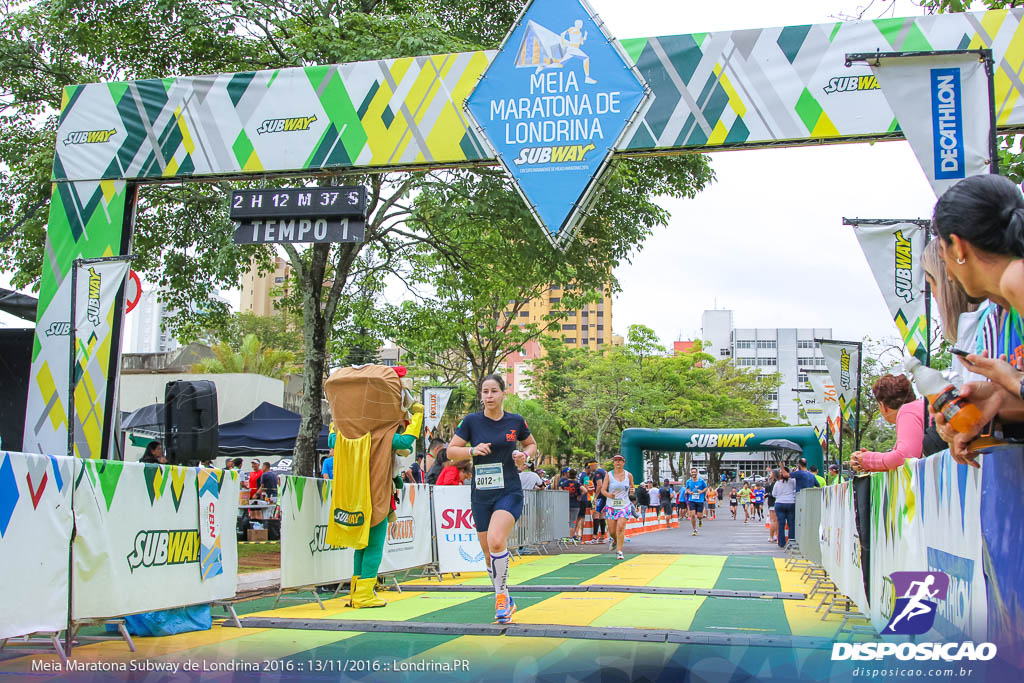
[{"left": 951, "top": 348, "right": 975, "bottom": 365}]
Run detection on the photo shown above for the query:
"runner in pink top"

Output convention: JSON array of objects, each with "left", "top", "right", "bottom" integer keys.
[{"left": 851, "top": 375, "right": 924, "bottom": 472}]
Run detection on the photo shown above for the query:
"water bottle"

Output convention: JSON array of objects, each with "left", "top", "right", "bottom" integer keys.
[{"left": 904, "top": 357, "right": 984, "bottom": 435}]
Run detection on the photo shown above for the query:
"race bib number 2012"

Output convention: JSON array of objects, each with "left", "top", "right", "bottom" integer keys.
[{"left": 475, "top": 464, "right": 504, "bottom": 490}]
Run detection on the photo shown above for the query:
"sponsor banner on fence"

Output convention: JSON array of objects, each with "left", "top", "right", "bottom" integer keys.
[
  {"left": 279, "top": 475, "right": 354, "bottom": 590},
  {"left": 820, "top": 481, "right": 869, "bottom": 616},
  {"left": 870, "top": 52, "right": 993, "bottom": 197},
  {"left": 197, "top": 468, "right": 225, "bottom": 581},
  {"left": 851, "top": 222, "right": 929, "bottom": 362},
  {"left": 0, "top": 452, "right": 74, "bottom": 639},
  {"left": 868, "top": 452, "right": 985, "bottom": 640},
  {"left": 433, "top": 485, "right": 486, "bottom": 573},
  {"left": 379, "top": 484, "right": 433, "bottom": 574},
  {"left": 71, "top": 460, "right": 238, "bottom": 619}
]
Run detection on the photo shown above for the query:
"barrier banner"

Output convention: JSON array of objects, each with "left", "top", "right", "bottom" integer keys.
[
  {"left": 916, "top": 451, "right": 986, "bottom": 641},
  {"left": 851, "top": 222, "right": 929, "bottom": 362},
  {"left": 980, "top": 445, "right": 1024, "bottom": 670},
  {"left": 72, "top": 460, "right": 238, "bottom": 619},
  {"left": 870, "top": 52, "right": 993, "bottom": 197},
  {"left": 820, "top": 482, "right": 869, "bottom": 615},
  {"left": 819, "top": 340, "right": 860, "bottom": 430},
  {"left": 0, "top": 452, "right": 74, "bottom": 639},
  {"left": 422, "top": 387, "right": 454, "bottom": 451},
  {"left": 868, "top": 462, "right": 925, "bottom": 633},
  {"left": 279, "top": 475, "right": 354, "bottom": 590},
  {"left": 197, "top": 468, "right": 225, "bottom": 581},
  {"left": 796, "top": 488, "right": 823, "bottom": 567},
  {"left": 71, "top": 258, "right": 130, "bottom": 460},
  {"left": 379, "top": 484, "right": 433, "bottom": 574},
  {"left": 432, "top": 485, "right": 486, "bottom": 573}
]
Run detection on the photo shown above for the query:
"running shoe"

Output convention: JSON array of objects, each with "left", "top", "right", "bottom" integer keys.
[
  {"left": 691, "top": 530, "right": 697, "bottom": 536},
  {"left": 616, "top": 551, "right": 624, "bottom": 560},
  {"left": 495, "top": 594, "right": 517, "bottom": 624},
  {"left": 608, "top": 537, "right": 615, "bottom": 551},
  {"left": 699, "top": 518, "right": 703, "bottom": 527}
]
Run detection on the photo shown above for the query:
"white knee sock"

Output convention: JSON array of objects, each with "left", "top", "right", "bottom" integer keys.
[{"left": 490, "top": 550, "right": 510, "bottom": 598}]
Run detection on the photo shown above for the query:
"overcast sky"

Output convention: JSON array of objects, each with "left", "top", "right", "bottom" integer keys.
[{"left": 3, "top": 0, "right": 977, "bottom": 352}]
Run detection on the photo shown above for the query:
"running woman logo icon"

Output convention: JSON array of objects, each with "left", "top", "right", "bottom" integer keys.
[{"left": 883, "top": 571, "right": 950, "bottom": 635}]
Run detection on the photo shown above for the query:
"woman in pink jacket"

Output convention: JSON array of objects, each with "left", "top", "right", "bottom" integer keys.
[{"left": 850, "top": 374, "right": 923, "bottom": 472}]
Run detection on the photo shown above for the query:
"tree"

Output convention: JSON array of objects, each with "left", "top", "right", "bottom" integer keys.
[{"left": 194, "top": 334, "right": 296, "bottom": 379}]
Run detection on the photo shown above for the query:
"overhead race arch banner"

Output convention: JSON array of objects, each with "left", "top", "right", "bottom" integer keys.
[
  {"left": 30, "top": 7, "right": 1024, "bottom": 459},
  {"left": 851, "top": 222, "right": 929, "bottom": 361},
  {"left": 869, "top": 52, "right": 995, "bottom": 197}
]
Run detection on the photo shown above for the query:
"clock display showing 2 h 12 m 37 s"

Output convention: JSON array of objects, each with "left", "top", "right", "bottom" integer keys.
[{"left": 229, "top": 186, "right": 368, "bottom": 245}]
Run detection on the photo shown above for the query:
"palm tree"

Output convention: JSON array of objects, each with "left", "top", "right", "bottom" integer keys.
[{"left": 195, "top": 334, "right": 296, "bottom": 380}]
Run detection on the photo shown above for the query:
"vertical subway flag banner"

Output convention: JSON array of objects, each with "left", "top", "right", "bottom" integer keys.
[
  {"left": 819, "top": 341, "right": 860, "bottom": 430},
  {"left": 869, "top": 52, "right": 993, "bottom": 197},
  {"left": 422, "top": 387, "right": 454, "bottom": 451},
  {"left": 71, "top": 258, "right": 130, "bottom": 459},
  {"left": 852, "top": 222, "right": 929, "bottom": 361},
  {"left": 464, "top": 0, "right": 650, "bottom": 247}
]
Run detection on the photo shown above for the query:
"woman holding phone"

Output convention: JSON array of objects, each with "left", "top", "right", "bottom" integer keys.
[{"left": 447, "top": 374, "right": 537, "bottom": 624}]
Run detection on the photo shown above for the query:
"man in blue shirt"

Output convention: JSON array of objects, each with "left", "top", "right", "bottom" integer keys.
[
  {"left": 684, "top": 468, "right": 708, "bottom": 536},
  {"left": 791, "top": 458, "right": 820, "bottom": 492}
]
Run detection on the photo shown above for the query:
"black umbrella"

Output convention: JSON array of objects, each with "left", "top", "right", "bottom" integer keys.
[
  {"left": 760, "top": 438, "right": 803, "bottom": 453},
  {"left": 0, "top": 288, "right": 38, "bottom": 322},
  {"left": 121, "top": 403, "right": 165, "bottom": 434}
]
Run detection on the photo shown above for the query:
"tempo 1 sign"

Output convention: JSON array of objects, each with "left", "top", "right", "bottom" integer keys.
[{"left": 229, "top": 185, "right": 367, "bottom": 245}]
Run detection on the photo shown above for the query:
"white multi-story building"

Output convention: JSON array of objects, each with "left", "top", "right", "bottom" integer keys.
[
  {"left": 700, "top": 309, "right": 831, "bottom": 426},
  {"left": 127, "top": 289, "right": 229, "bottom": 354}
]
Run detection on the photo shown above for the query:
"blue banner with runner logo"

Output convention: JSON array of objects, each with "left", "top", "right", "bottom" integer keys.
[{"left": 465, "top": 0, "right": 648, "bottom": 246}]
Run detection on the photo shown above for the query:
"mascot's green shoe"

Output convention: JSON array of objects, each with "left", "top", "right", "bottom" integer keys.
[{"left": 350, "top": 576, "right": 386, "bottom": 608}]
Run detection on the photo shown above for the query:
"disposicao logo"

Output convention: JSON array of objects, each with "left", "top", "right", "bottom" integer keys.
[
  {"left": 883, "top": 571, "right": 948, "bottom": 634},
  {"left": 931, "top": 68, "right": 966, "bottom": 180},
  {"left": 63, "top": 129, "right": 116, "bottom": 145},
  {"left": 256, "top": 115, "right": 317, "bottom": 135}
]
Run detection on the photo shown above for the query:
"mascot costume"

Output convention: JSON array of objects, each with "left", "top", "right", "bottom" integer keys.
[{"left": 324, "top": 365, "right": 422, "bottom": 608}]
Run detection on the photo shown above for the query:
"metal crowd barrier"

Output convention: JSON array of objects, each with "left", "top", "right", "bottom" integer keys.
[
  {"left": 795, "top": 488, "right": 823, "bottom": 567},
  {"left": 509, "top": 490, "right": 569, "bottom": 550}
]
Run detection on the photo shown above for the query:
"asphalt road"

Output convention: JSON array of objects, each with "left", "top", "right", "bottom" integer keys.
[{"left": 572, "top": 507, "right": 787, "bottom": 557}]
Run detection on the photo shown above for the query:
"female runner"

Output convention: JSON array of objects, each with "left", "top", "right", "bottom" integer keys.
[
  {"left": 598, "top": 454, "right": 634, "bottom": 560},
  {"left": 448, "top": 374, "right": 537, "bottom": 623}
]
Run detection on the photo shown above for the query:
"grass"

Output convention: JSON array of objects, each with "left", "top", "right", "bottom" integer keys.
[{"left": 237, "top": 540, "right": 281, "bottom": 574}]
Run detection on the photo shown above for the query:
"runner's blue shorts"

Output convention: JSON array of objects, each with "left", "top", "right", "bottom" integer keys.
[{"left": 472, "top": 490, "right": 524, "bottom": 532}]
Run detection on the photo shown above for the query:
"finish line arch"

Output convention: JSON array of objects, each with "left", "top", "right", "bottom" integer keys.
[{"left": 621, "top": 427, "right": 823, "bottom": 483}]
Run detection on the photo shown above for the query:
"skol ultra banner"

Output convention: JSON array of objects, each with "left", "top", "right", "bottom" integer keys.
[
  {"left": 422, "top": 386, "right": 454, "bottom": 451},
  {"left": 0, "top": 452, "right": 74, "bottom": 640},
  {"left": 279, "top": 475, "right": 354, "bottom": 590},
  {"left": 819, "top": 341, "right": 860, "bottom": 428},
  {"left": 433, "top": 484, "right": 486, "bottom": 573},
  {"left": 820, "top": 481, "right": 870, "bottom": 616},
  {"left": 72, "top": 460, "right": 238, "bottom": 619},
  {"left": 805, "top": 370, "right": 841, "bottom": 439},
  {"left": 851, "top": 222, "right": 929, "bottom": 362},
  {"left": 869, "top": 52, "right": 994, "bottom": 197}
]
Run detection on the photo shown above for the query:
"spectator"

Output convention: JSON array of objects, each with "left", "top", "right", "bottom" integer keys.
[
  {"left": 648, "top": 478, "right": 661, "bottom": 517},
  {"left": 322, "top": 452, "right": 334, "bottom": 480},
  {"left": 808, "top": 465, "right": 826, "bottom": 487},
  {"left": 424, "top": 439, "right": 448, "bottom": 484},
  {"left": 256, "top": 461, "right": 279, "bottom": 500},
  {"left": 560, "top": 468, "right": 582, "bottom": 540},
  {"left": 635, "top": 482, "right": 650, "bottom": 522},
  {"left": 790, "top": 458, "right": 819, "bottom": 491},
  {"left": 519, "top": 461, "right": 544, "bottom": 490},
  {"left": 659, "top": 479, "right": 673, "bottom": 523},
  {"left": 826, "top": 464, "right": 842, "bottom": 485},
  {"left": 437, "top": 459, "right": 472, "bottom": 485},
  {"left": 140, "top": 440, "right": 164, "bottom": 464},
  {"left": 404, "top": 453, "right": 426, "bottom": 484},
  {"left": 850, "top": 374, "right": 923, "bottom": 473},
  {"left": 772, "top": 466, "right": 797, "bottom": 549},
  {"left": 229, "top": 457, "right": 243, "bottom": 471},
  {"left": 248, "top": 460, "right": 261, "bottom": 498}
]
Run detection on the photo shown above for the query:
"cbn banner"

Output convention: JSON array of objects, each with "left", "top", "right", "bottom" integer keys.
[
  {"left": 279, "top": 475, "right": 354, "bottom": 590},
  {"left": 869, "top": 52, "right": 993, "bottom": 197},
  {"left": 71, "top": 258, "right": 129, "bottom": 460},
  {"left": 852, "top": 222, "right": 929, "bottom": 362},
  {"left": 72, "top": 461, "right": 238, "bottom": 619},
  {"left": 0, "top": 452, "right": 74, "bottom": 639},
  {"left": 433, "top": 485, "right": 486, "bottom": 574},
  {"left": 422, "top": 387, "right": 454, "bottom": 451},
  {"left": 819, "top": 482, "right": 869, "bottom": 616},
  {"left": 819, "top": 341, "right": 860, "bottom": 429},
  {"left": 379, "top": 484, "right": 434, "bottom": 574}
]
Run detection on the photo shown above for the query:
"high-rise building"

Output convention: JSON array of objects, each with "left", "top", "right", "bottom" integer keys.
[
  {"left": 126, "top": 289, "right": 229, "bottom": 354},
  {"left": 700, "top": 309, "right": 831, "bottom": 425},
  {"left": 240, "top": 256, "right": 292, "bottom": 317}
]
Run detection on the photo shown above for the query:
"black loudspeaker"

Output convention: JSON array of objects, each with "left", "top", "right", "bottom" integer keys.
[
  {"left": 164, "top": 380, "right": 218, "bottom": 464},
  {"left": 0, "top": 329, "right": 33, "bottom": 452}
]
